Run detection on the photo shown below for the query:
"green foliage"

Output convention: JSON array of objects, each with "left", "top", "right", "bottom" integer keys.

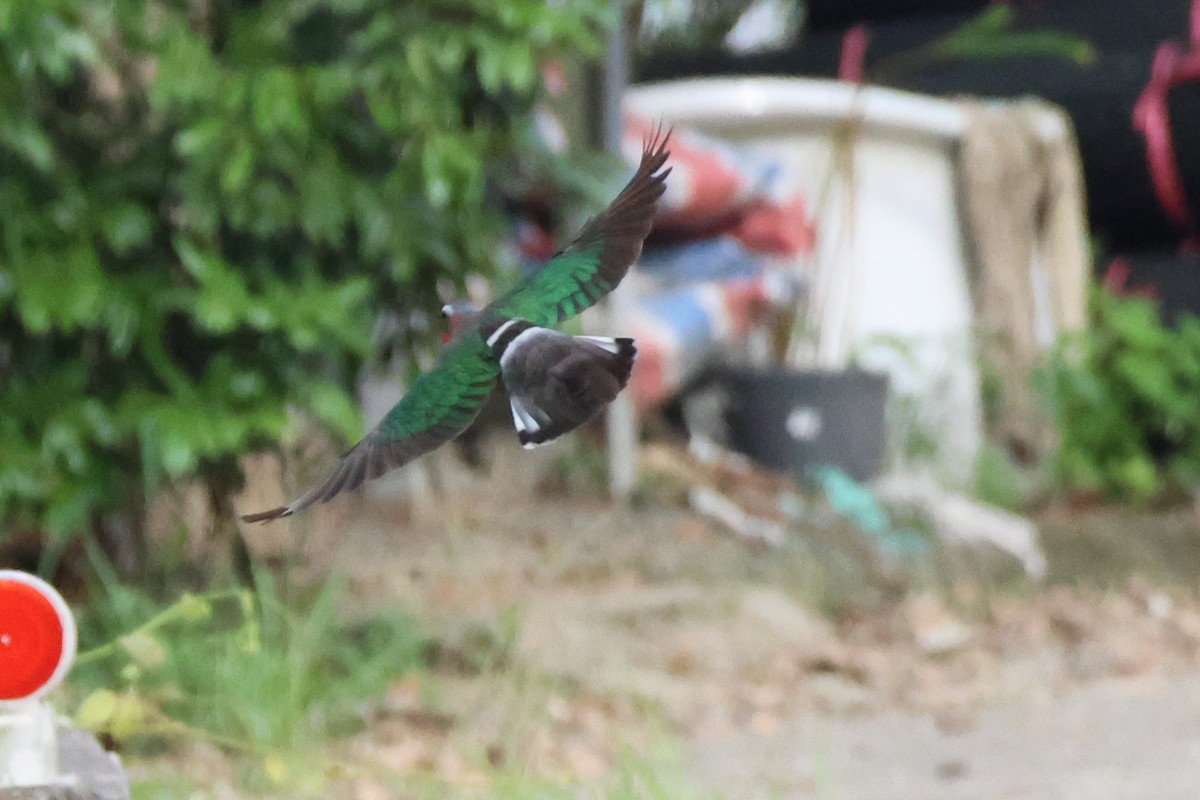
[
  {"left": 477, "top": 749, "right": 716, "bottom": 800},
  {"left": 869, "top": 5, "right": 1095, "bottom": 82},
  {"left": 973, "top": 441, "right": 1030, "bottom": 511},
  {"left": 1042, "top": 287, "right": 1200, "bottom": 500},
  {"left": 0, "top": 0, "right": 606, "bottom": 564},
  {"left": 933, "top": 5, "right": 1095, "bottom": 66},
  {"left": 71, "top": 565, "right": 424, "bottom": 788}
]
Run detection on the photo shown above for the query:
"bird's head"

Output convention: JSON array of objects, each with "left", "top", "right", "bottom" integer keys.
[{"left": 440, "top": 301, "right": 480, "bottom": 344}]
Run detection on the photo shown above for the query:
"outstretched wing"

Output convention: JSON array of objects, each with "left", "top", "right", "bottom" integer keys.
[
  {"left": 241, "top": 335, "right": 499, "bottom": 523},
  {"left": 489, "top": 126, "right": 671, "bottom": 327}
]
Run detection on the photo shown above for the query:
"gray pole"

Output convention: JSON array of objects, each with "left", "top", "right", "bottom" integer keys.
[{"left": 601, "top": 0, "right": 639, "bottom": 501}]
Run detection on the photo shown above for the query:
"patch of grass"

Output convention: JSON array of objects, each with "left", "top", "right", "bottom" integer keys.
[
  {"left": 973, "top": 441, "right": 1031, "bottom": 511},
  {"left": 538, "top": 435, "right": 611, "bottom": 498},
  {"left": 1038, "top": 505, "right": 1200, "bottom": 587},
  {"left": 69, "top": 558, "right": 425, "bottom": 791},
  {"left": 128, "top": 777, "right": 202, "bottom": 800},
  {"left": 431, "top": 746, "right": 723, "bottom": 800}
]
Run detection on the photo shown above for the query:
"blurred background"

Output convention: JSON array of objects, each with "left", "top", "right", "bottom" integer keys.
[{"left": 3, "top": 0, "right": 1200, "bottom": 798}]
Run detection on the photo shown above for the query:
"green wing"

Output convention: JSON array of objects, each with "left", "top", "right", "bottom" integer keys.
[
  {"left": 489, "top": 127, "right": 671, "bottom": 327},
  {"left": 241, "top": 334, "right": 499, "bottom": 522}
]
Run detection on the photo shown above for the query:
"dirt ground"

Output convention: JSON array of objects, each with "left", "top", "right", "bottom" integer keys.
[{"left": 236, "top": 435, "right": 1200, "bottom": 799}]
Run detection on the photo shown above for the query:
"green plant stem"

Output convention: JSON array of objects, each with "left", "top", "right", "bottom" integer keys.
[{"left": 75, "top": 588, "right": 248, "bottom": 666}]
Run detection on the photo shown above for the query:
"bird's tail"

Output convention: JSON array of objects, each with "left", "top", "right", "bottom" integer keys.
[
  {"left": 509, "top": 335, "right": 637, "bottom": 449},
  {"left": 575, "top": 336, "right": 637, "bottom": 387}
]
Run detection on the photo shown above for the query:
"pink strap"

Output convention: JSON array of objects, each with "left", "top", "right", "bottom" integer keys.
[
  {"left": 1102, "top": 257, "right": 1158, "bottom": 299},
  {"left": 1133, "top": 1, "right": 1200, "bottom": 234},
  {"left": 1102, "top": 257, "right": 1132, "bottom": 294},
  {"left": 839, "top": 25, "right": 870, "bottom": 83}
]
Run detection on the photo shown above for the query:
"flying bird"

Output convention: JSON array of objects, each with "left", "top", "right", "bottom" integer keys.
[{"left": 241, "top": 128, "right": 671, "bottom": 523}]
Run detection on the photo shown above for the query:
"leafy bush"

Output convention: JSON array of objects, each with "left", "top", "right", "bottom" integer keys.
[
  {"left": 1042, "top": 286, "right": 1200, "bottom": 500},
  {"left": 0, "top": 0, "right": 605, "bottom": 570}
]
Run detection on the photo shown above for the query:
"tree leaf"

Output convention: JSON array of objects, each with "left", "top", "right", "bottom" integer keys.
[
  {"left": 120, "top": 630, "right": 168, "bottom": 670},
  {"left": 75, "top": 689, "right": 118, "bottom": 732}
]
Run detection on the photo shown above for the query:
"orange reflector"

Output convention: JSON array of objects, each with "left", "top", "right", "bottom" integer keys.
[{"left": 0, "top": 572, "right": 75, "bottom": 701}]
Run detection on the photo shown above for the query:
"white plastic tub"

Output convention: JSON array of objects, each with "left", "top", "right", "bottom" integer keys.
[{"left": 627, "top": 77, "right": 1079, "bottom": 482}]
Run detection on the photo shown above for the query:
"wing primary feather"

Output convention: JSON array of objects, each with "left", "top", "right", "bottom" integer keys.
[
  {"left": 366, "top": 445, "right": 388, "bottom": 481},
  {"left": 240, "top": 505, "right": 291, "bottom": 523},
  {"left": 341, "top": 449, "right": 369, "bottom": 497}
]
